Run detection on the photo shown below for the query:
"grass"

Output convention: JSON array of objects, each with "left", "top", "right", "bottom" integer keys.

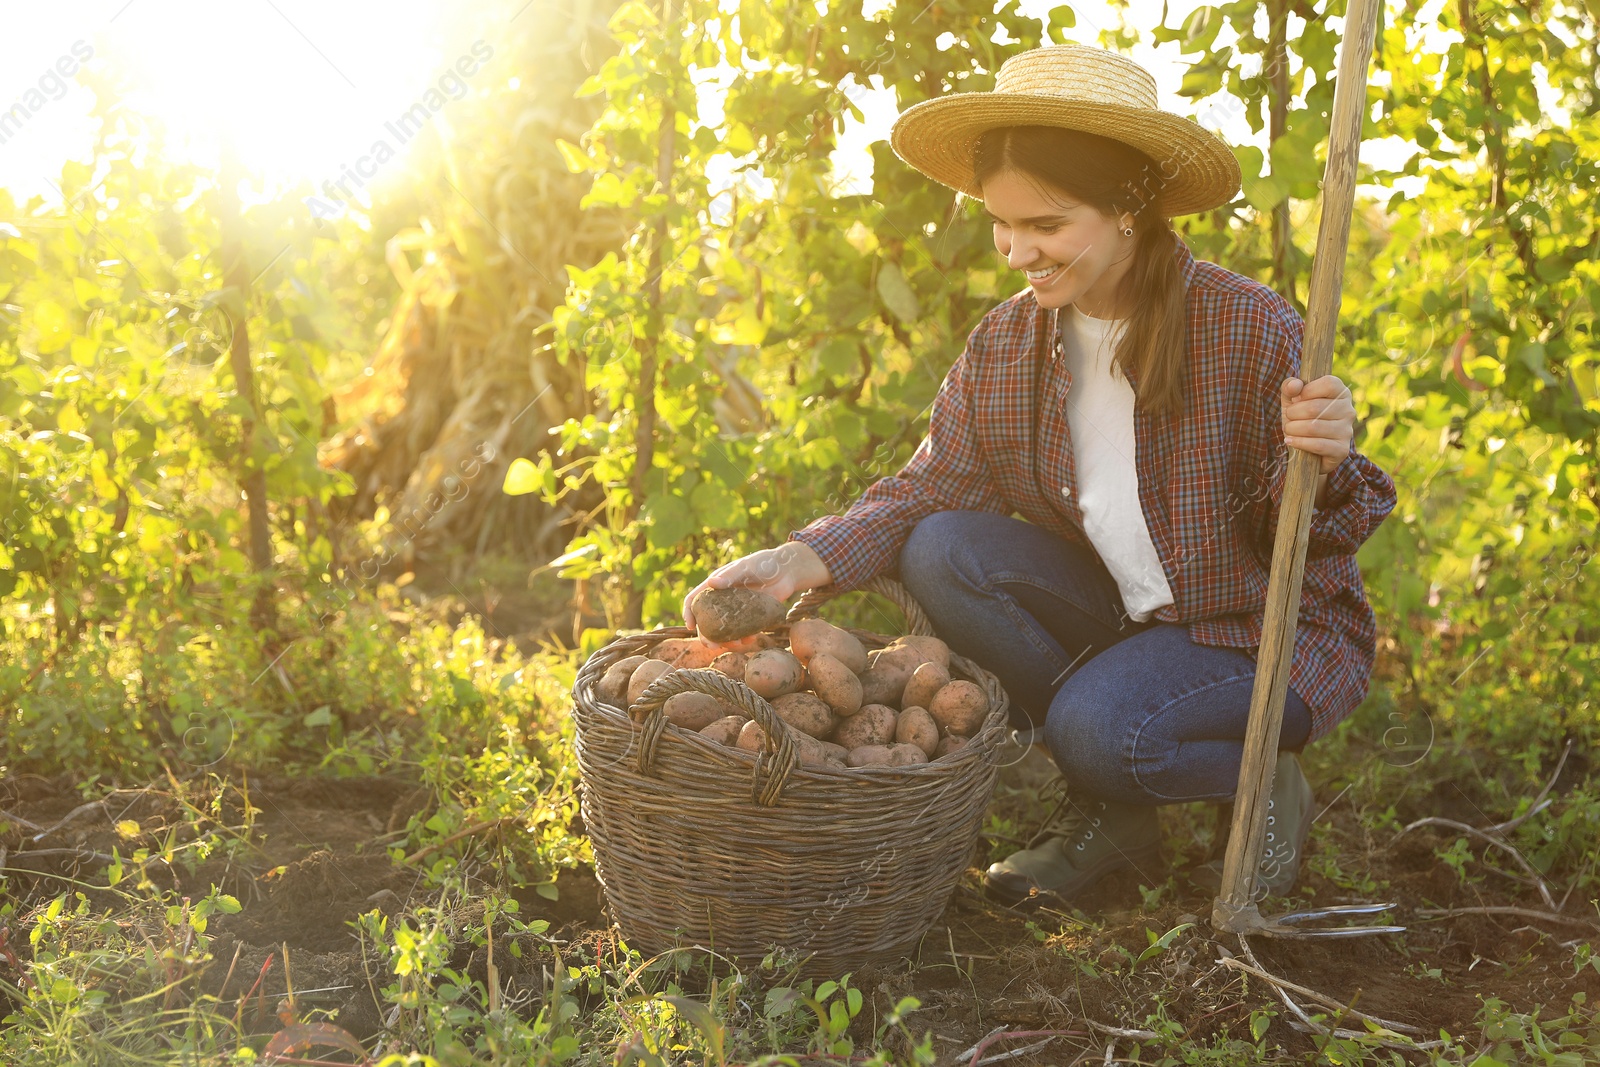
[{"left": 1, "top": 574, "right": 1597, "bottom": 1065}]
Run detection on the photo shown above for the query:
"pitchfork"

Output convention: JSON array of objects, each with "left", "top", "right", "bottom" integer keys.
[{"left": 1211, "top": 0, "right": 1404, "bottom": 940}]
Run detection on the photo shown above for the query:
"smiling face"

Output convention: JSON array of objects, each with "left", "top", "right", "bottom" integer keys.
[{"left": 982, "top": 168, "right": 1138, "bottom": 318}]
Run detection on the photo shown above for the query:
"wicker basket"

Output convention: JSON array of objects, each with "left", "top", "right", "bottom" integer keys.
[{"left": 570, "top": 576, "right": 1013, "bottom": 975}]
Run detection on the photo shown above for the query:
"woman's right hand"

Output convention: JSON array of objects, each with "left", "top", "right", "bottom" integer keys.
[{"left": 682, "top": 540, "right": 834, "bottom": 637}]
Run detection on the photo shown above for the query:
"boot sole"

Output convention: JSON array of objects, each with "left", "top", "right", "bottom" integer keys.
[{"left": 984, "top": 842, "right": 1164, "bottom": 909}]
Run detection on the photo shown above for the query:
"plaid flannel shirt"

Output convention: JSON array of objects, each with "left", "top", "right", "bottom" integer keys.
[{"left": 788, "top": 233, "right": 1397, "bottom": 743}]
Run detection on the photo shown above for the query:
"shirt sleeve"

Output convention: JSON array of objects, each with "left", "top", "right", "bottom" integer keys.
[
  {"left": 1242, "top": 303, "right": 1398, "bottom": 561},
  {"left": 787, "top": 317, "right": 1009, "bottom": 592}
]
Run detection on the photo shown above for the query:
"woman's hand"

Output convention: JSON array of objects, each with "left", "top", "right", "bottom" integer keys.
[
  {"left": 681, "top": 541, "right": 834, "bottom": 641},
  {"left": 1280, "top": 374, "right": 1354, "bottom": 477}
]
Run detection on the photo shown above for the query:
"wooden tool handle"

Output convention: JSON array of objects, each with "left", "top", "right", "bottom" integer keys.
[{"left": 1212, "top": 0, "right": 1384, "bottom": 933}]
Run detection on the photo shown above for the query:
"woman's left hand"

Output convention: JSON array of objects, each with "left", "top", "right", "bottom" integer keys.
[{"left": 1280, "top": 374, "right": 1354, "bottom": 476}]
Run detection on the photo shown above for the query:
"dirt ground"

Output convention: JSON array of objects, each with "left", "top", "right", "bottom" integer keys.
[{"left": 3, "top": 753, "right": 1596, "bottom": 1063}]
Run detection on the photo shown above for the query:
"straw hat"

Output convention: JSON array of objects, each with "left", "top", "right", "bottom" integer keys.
[{"left": 889, "top": 43, "right": 1241, "bottom": 217}]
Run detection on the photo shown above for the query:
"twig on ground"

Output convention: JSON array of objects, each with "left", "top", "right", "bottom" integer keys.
[
  {"left": 955, "top": 1025, "right": 1007, "bottom": 1062},
  {"left": 1218, "top": 951, "right": 1420, "bottom": 1033},
  {"left": 1236, "top": 938, "right": 1447, "bottom": 1052},
  {"left": 1395, "top": 816, "right": 1557, "bottom": 909},
  {"left": 402, "top": 817, "right": 515, "bottom": 865},
  {"left": 1487, "top": 739, "right": 1574, "bottom": 837},
  {"left": 966, "top": 1029, "right": 1085, "bottom": 1065},
  {"left": 29, "top": 799, "right": 110, "bottom": 842},
  {"left": 1414, "top": 906, "right": 1600, "bottom": 932},
  {"left": 0, "top": 810, "right": 44, "bottom": 833},
  {"left": 1082, "top": 1019, "right": 1162, "bottom": 1041}
]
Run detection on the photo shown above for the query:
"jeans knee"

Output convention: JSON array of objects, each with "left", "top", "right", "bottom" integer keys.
[
  {"left": 1045, "top": 692, "right": 1131, "bottom": 796},
  {"left": 899, "top": 511, "right": 967, "bottom": 588}
]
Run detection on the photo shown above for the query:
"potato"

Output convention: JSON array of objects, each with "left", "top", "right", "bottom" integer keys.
[
  {"left": 934, "top": 735, "right": 969, "bottom": 759},
  {"left": 690, "top": 587, "right": 787, "bottom": 643},
  {"left": 663, "top": 692, "right": 733, "bottom": 731},
  {"left": 771, "top": 692, "right": 837, "bottom": 739},
  {"left": 859, "top": 661, "right": 915, "bottom": 708},
  {"left": 788, "top": 618, "right": 869, "bottom": 674},
  {"left": 733, "top": 720, "right": 846, "bottom": 767},
  {"left": 866, "top": 643, "right": 929, "bottom": 674},
  {"left": 833, "top": 703, "right": 896, "bottom": 749},
  {"left": 648, "top": 637, "right": 722, "bottom": 669},
  {"left": 709, "top": 651, "right": 749, "bottom": 682},
  {"left": 699, "top": 714, "right": 748, "bottom": 745},
  {"left": 901, "top": 661, "right": 951, "bottom": 712},
  {"left": 894, "top": 706, "right": 940, "bottom": 757},
  {"left": 743, "top": 649, "right": 803, "bottom": 700},
  {"left": 799, "top": 736, "right": 849, "bottom": 768},
  {"left": 626, "top": 659, "right": 674, "bottom": 709},
  {"left": 846, "top": 742, "right": 928, "bottom": 768},
  {"left": 806, "top": 652, "right": 863, "bottom": 717},
  {"left": 883, "top": 635, "right": 950, "bottom": 670},
  {"left": 735, "top": 719, "right": 766, "bottom": 752},
  {"left": 596, "top": 655, "right": 648, "bottom": 705},
  {"left": 929, "top": 680, "right": 990, "bottom": 737}
]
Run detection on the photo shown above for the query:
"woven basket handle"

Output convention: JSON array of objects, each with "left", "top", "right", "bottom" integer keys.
[
  {"left": 785, "top": 574, "right": 936, "bottom": 638},
  {"left": 631, "top": 667, "right": 802, "bottom": 807}
]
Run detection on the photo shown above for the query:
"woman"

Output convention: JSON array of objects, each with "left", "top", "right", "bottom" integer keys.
[{"left": 681, "top": 44, "right": 1397, "bottom": 906}]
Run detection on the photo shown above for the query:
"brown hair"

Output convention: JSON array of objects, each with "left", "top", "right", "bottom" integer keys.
[{"left": 971, "top": 125, "right": 1189, "bottom": 420}]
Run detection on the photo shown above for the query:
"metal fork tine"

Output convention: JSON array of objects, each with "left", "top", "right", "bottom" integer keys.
[{"left": 1271, "top": 902, "right": 1399, "bottom": 925}]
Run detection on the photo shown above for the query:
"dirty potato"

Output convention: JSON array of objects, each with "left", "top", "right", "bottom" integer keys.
[
  {"left": 698, "top": 715, "right": 748, "bottom": 745},
  {"left": 735, "top": 719, "right": 767, "bottom": 752},
  {"left": 806, "top": 652, "right": 863, "bottom": 717},
  {"left": 798, "top": 735, "right": 849, "bottom": 768},
  {"left": 732, "top": 720, "right": 846, "bottom": 767},
  {"left": 663, "top": 692, "right": 732, "bottom": 731},
  {"left": 649, "top": 637, "right": 722, "bottom": 669},
  {"left": 833, "top": 703, "right": 897, "bottom": 749},
  {"left": 626, "top": 659, "right": 675, "bottom": 709},
  {"left": 893, "top": 706, "right": 940, "bottom": 757},
  {"left": 882, "top": 634, "right": 950, "bottom": 670},
  {"left": 846, "top": 742, "right": 928, "bottom": 768},
  {"left": 709, "top": 651, "right": 749, "bottom": 682},
  {"left": 690, "top": 587, "right": 786, "bottom": 643},
  {"left": 901, "top": 661, "right": 951, "bottom": 711},
  {"left": 858, "top": 660, "right": 915, "bottom": 708},
  {"left": 934, "top": 735, "right": 969, "bottom": 759},
  {"left": 743, "top": 648, "right": 804, "bottom": 700},
  {"left": 788, "top": 618, "right": 869, "bottom": 674},
  {"left": 928, "top": 680, "right": 990, "bottom": 737},
  {"left": 771, "top": 692, "right": 837, "bottom": 739},
  {"left": 596, "top": 654, "right": 648, "bottom": 705}
]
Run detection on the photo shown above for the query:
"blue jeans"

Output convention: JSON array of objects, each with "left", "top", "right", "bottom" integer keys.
[{"left": 897, "top": 511, "right": 1313, "bottom": 806}]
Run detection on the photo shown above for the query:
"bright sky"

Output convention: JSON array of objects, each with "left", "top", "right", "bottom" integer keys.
[
  {"left": 0, "top": 0, "right": 1521, "bottom": 215},
  {"left": 0, "top": 0, "right": 509, "bottom": 211}
]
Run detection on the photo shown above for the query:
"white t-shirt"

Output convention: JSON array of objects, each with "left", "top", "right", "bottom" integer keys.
[{"left": 1058, "top": 305, "right": 1176, "bottom": 623}]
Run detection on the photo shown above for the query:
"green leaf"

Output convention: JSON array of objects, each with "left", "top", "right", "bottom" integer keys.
[
  {"left": 303, "top": 705, "right": 334, "bottom": 727},
  {"left": 1046, "top": 6, "right": 1075, "bottom": 42},
  {"left": 503, "top": 456, "right": 543, "bottom": 496},
  {"left": 643, "top": 491, "right": 693, "bottom": 549},
  {"left": 661, "top": 996, "right": 726, "bottom": 1059},
  {"left": 690, "top": 478, "right": 746, "bottom": 530},
  {"left": 554, "top": 138, "right": 596, "bottom": 173},
  {"left": 875, "top": 262, "right": 920, "bottom": 323},
  {"left": 1135, "top": 921, "right": 1194, "bottom": 962}
]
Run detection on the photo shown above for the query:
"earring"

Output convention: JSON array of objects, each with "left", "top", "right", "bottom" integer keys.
[{"left": 1122, "top": 226, "right": 1134, "bottom": 237}]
